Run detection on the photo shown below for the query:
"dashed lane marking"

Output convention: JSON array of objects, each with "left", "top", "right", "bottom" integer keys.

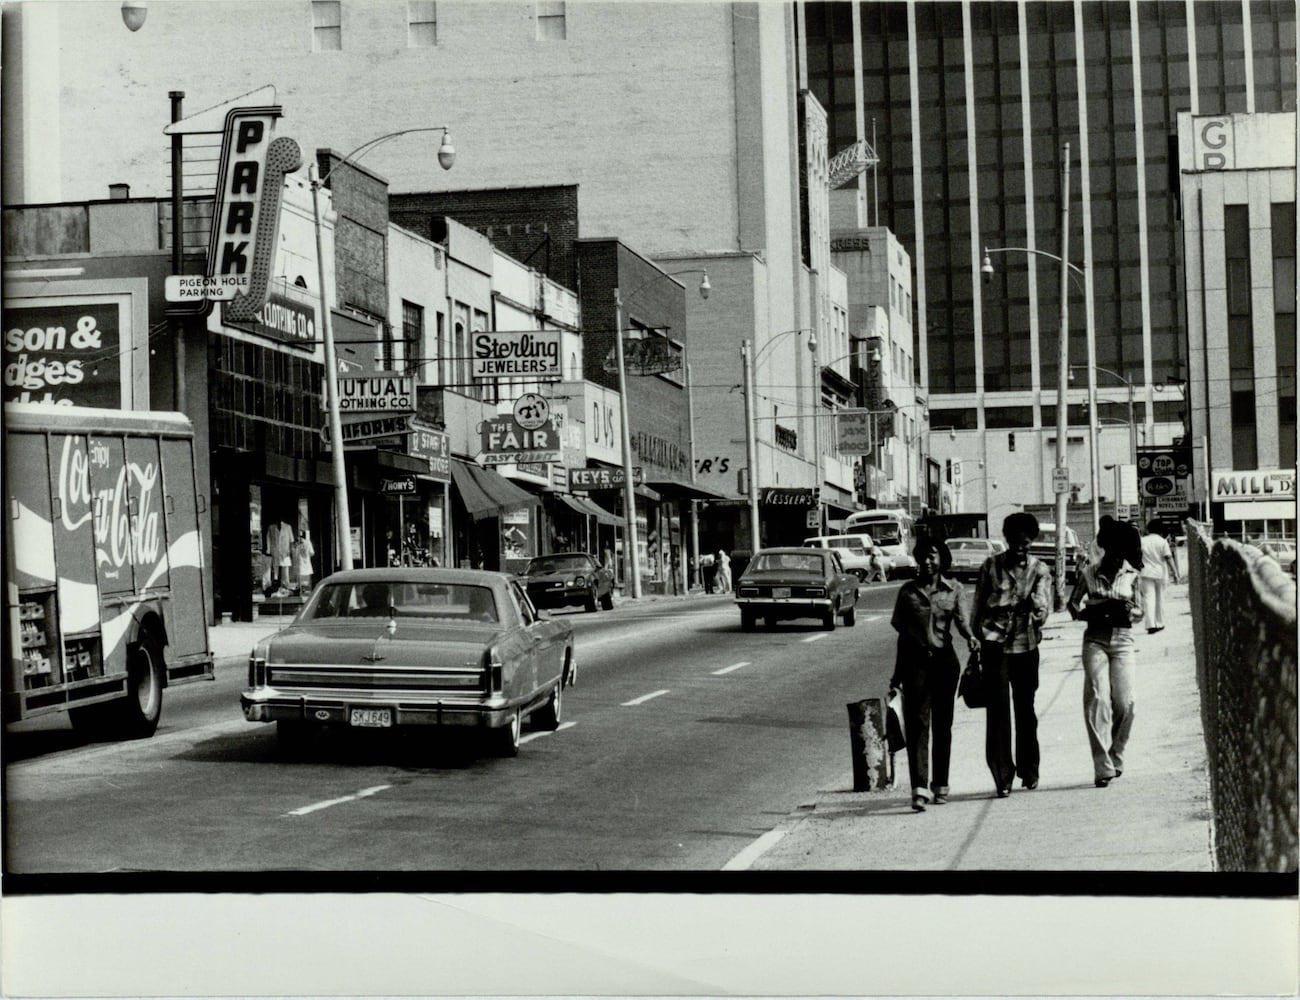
[
  {"left": 286, "top": 784, "right": 392, "bottom": 817},
  {"left": 712, "top": 662, "right": 750, "bottom": 675},
  {"left": 863, "top": 615, "right": 884, "bottom": 623},
  {"left": 520, "top": 721, "right": 577, "bottom": 744},
  {"left": 621, "top": 689, "right": 670, "bottom": 707},
  {"left": 722, "top": 829, "right": 786, "bottom": 870},
  {"left": 801, "top": 634, "right": 828, "bottom": 643}
]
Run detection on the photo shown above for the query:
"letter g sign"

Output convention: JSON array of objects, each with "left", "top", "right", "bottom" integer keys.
[{"left": 1199, "top": 118, "right": 1230, "bottom": 170}]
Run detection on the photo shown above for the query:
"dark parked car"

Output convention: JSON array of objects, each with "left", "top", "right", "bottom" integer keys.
[
  {"left": 734, "top": 546, "right": 859, "bottom": 631},
  {"left": 240, "top": 568, "right": 575, "bottom": 757},
  {"left": 520, "top": 552, "right": 615, "bottom": 612}
]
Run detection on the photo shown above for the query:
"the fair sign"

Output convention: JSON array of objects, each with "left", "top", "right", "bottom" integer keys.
[
  {"left": 471, "top": 330, "right": 562, "bottom": 380},
  {"left": 331, "top": 373, "right": 415, "bottom": 413},
  {"left": 480, "top": 416, "right": 561, "bottom": 465}
]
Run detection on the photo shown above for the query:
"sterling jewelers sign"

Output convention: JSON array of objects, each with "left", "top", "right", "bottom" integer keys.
[{"left": 471, "top": 330, "right": 561, "bottom": 379}]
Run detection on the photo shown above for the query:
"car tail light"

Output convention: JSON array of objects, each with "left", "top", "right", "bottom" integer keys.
[
  {"left": 248, "top": 655, "right": 266, "bottom": 687},
  {"left": 484, "top": 646, "right": 504, "bottom": 693},
  {"left": 737, "top": 586, "right": 758, "bottom": 597},
  {"left": 806, "top": 587, "right": 826, "bottom": 598}
]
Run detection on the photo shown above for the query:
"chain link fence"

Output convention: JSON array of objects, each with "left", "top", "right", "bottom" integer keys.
[{"left": 1186, "top": 520, "right": 1297, "bottom": 871}]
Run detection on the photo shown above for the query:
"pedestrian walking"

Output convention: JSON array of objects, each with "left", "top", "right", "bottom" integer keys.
[
  {"left": 1067, "top": 517, "right": 1145, "bottom": 788},
  {"left": 701, "top": 552, "right": 716, "bottom": 594},
  {"left": 1138, "top": 519, "right": 1180, "bottom": 633},
  {"left": 715, "top": 549, "right": 732, "bottom": 593},
  {"left": 970, "top": 511, "right": 1054, "bottom": 798},
  {"left": 888, "top": 537, "right": 980, "bottom": 812}
]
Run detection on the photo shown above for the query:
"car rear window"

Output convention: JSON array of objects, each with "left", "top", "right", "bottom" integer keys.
[
  {"left": 305, "top": 581, "right": 499, "bottom": 623},
  {"left": 751, "top": 553, "right": 824, "bottom": 574}
]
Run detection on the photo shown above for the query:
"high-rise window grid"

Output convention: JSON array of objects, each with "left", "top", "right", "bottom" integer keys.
[{"left": 1272, "top": 202, "right": 1296, "bottom": 467}]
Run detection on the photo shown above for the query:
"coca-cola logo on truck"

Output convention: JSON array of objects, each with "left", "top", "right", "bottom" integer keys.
[
  {"left": 3, "top": 305, "right": 122, "bottom": 407},
  {"left": 59, "top": 436, "right": 162, "bottom": 580}
]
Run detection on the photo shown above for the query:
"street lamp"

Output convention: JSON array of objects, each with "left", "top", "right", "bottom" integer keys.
[
  {"left": 121, "top": 0, "right": 147, "bottom": 30},
  {"left": 312, "top": 126, "right": 455, "bottom": 570},
  {"left": 741, "top": 328, "right": 815, "bottom": 553},
  {"left": 1071, "top": 364, "right": 1138, "bottom": 465},
  {"left": 613, "top": 268, "right": 710, "bottom": 599},
  {"left": 981, "top": 141, "right": 1087, "bottom": 605}
]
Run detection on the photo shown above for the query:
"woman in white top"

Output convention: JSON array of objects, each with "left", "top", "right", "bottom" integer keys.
[
  {"left": 1138, "top": 520, "right": 1180, "bottom": 633},
  {"left": 1066, "top": 517, "right": 1145, "bottom": 787}
]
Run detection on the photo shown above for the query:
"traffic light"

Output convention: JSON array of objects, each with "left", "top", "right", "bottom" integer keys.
[{"left": 1008, "top": 432, "right": 1016, "bottom": 452}]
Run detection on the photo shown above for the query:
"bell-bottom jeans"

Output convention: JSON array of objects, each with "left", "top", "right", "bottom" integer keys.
[
  {"left": 1081, "top": 627, "right": 1137, "bottom": 780},
  {"left": 982, "top": 642, "right": 1041, "bottom": 790},
  {"left": 897, "top": 639, "right": 961, "bottom": 797}
]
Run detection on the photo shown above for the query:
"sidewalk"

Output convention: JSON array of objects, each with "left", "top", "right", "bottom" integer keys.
[{"left": 749, "top": 580, "right": 1215, "bottom": 870}]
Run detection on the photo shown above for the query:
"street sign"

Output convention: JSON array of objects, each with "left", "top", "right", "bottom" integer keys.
[
  {"left": 331, "top": 373, "right": 415, "bottom": 414},
  {"left": 165, "top": 274, "right": 244, "bottom": 302},
  {"left": 1052, "top": 467, "right": 1071, "bottom": 494}
]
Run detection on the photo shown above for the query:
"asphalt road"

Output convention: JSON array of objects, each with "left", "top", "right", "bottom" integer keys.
[{"left": 4, "top": 584, "right": 903, "bottom": 874}]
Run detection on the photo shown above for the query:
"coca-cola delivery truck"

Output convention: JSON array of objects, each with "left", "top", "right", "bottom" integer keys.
[{"left": 5, "top": 404, "right": 213, "bottom": 738}]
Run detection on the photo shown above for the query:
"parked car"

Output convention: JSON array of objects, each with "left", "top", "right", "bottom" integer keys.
[
  {"left": 802, "top": 534, "right": 876, "bottom": 580},
  {"left": 945, "top": 537, "right": 1002, "bottom": 580},
  {"left": 240, "top": 568, "right": 575, "bottom": 757},
  {"left": 520, "top": 551, "right": 614, "bottom": 612},
  {"left": 1255, "top": 539, "right": 1296, "bottom": 574},
  {"left": 1029, "top": 523, "right": 1082, "bottom": 582},
  {"left": 734, "top": 546, "right": 859, "bottom": 631}
]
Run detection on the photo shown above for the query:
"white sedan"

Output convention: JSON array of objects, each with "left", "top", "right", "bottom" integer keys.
[{"left": 945, "top": 537, "right": 1004, "bottom": 580}]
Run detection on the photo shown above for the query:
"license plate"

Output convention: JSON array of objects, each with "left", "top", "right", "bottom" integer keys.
[
  {"left": 772, "top": 587, "right": 791, "bottom": 599},
  {"left": 350, "top": 708, "right": 392, "bottom": 728}
]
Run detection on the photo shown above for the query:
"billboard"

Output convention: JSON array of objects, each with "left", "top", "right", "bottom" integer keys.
[
  {"left": 4, "top": 302, "right": 124, "bottom": 407},
  {"left": 471, "top": 330, "right": 561, "bottom": 379}
]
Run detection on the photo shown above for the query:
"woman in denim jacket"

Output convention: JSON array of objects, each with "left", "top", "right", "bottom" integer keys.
[
  {"left": 1066, "top": 517, "right": 1145, "bottom": 787},
  {"left": 889, "top": 537, "right": 980, "bottom": 812}
]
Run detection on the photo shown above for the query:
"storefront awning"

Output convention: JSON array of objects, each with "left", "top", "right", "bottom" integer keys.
[
  {"left": 451, "top": 459, "right": 538, "bottom": 518},
  {"left": 559, "top": 494, "right": 622, "bottom": 526},
  {"left": 646, "top": 478, "right": 731, "bottom": 501}
]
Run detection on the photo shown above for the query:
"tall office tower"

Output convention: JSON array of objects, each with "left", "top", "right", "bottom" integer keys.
[{"left": 803, "top": 0, "right": 1296, "bottom": 517}]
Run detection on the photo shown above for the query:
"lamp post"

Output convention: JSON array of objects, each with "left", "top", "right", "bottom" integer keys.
[
  {"left": 312, "top": 126, "right": 455, "bottom": 570},
  {"left": 612, "top": 269, "right": 710, "bottom": 599},
  {"left": 810, "top": 332, "right": 822, "bottom": 534},
  {"left": 981, "top": 142, "right": 1084, "bottom": 605},
  {"left": 1072, "top": 364, "right": 1138, "bottom": 464}
]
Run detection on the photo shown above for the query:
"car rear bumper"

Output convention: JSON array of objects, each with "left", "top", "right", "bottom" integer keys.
[
  {"left": 240, "top": 686, "right": 514, "bottom": 729},
  {"left": 735, "top": 597, "right": 834, "bottom": 613},
  {"left": 526, "top": 587, "right": 589, "bottom": 607}
]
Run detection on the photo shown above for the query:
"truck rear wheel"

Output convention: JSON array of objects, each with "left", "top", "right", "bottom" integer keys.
[{"left": 115, "top": 630, "right": 165, "bottom": 739}]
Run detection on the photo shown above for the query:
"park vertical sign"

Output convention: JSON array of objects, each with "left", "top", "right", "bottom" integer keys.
[{"left": 163, "top": 92, "right": 301, "bottom": 316}]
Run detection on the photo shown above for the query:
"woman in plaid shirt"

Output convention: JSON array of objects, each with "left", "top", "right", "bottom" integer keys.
[
  {"left": 971, "top": 512, "right": 1055, "bottom": 798},
  {"left": 1067, "top": 517, "right": 1145, "bottom": 787}
]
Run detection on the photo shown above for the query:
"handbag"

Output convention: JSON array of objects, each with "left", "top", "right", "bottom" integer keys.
[
  {"left": 885, "top": 689, "right": 907, "bottom": 753},
  {"left": 958, "top": 646, "right": 987, "bottom": 709}
]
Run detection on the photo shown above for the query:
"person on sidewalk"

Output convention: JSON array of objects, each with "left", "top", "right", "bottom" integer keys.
[
  {"left": 1139, "top": 519, "right": 1180, "bottom": 633},
  {"left": 971, "top": 512, "right": 1055, "bottom": 799},
  {"left": 889, "top": 537, "right": 980, "bottom": 812},
  {"left": 1067, "top": 517, "right": 1145, "bottom": 788},
  {"left": 715, "top": 549, "right": 732, "bottom": 594}
]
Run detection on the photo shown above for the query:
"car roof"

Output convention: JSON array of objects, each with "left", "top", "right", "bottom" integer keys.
[
  {"left": 318, "top": 567, "right": 510, "bottom": 588},
  {"left": 757, "top": 547, "right": 830, "bottom": 556}
]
